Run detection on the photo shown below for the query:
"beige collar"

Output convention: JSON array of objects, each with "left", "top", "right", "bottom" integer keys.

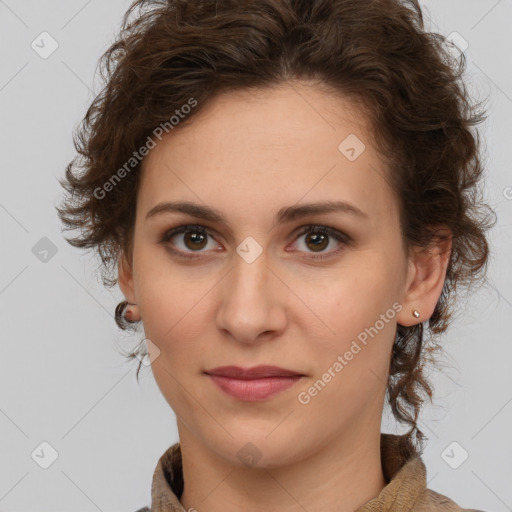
[{"left": 148, "top": 433, "right": 469, "bottom": 512}]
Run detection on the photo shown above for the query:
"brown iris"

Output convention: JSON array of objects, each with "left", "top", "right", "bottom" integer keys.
[
  {"left": 184, "top": 231, "right": 208, "bottom": 250},
  {"left": 305, "top": 231, "right": 329, "bottom": 252}
]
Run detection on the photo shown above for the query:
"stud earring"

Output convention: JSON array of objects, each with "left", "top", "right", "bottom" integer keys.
[
  {"left": 124, "top": 302, "right": 138, "bottom": 319},
  {"left": 412, "top": 309, "right": 420, "bottom": 319},
  {"left": 115, "top": 300, "right": 140, "bottom": 323}
]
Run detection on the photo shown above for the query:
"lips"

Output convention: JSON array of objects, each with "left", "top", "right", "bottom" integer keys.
[
  {"left": 204, "top": 365, "right": 305, "bottom": 401},
  {"left": 204, "top": 365, "right": 304, "bottom": 379}
]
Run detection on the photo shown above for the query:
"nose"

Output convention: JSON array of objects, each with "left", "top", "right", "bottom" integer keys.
[{"left": 215, "top": 251, "right": 287, "bottom": 345}]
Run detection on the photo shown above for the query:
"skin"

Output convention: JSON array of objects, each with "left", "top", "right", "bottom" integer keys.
[{"left": 118, "top": 81, "right": 451, "bottom": 512}]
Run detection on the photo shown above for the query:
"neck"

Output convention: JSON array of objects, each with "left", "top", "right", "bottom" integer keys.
[{"left": 178, "top": 423, "right": 387, "bottom": 512}]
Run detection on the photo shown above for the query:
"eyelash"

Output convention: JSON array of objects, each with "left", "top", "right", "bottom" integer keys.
[{"left": 159, "top": 224, "right": 350, "bottom": 261}]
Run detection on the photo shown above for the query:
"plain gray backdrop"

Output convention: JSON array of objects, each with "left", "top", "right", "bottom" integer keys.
[{"left": 0, "top": 1, "right": 511, "bottom": 511}]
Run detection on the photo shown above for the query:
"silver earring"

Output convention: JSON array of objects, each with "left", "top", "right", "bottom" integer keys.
[{"left": 412, "top": 309, "right": 420, "bottom": 319}]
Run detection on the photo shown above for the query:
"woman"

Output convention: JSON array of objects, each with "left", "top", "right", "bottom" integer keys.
[{"left": 57, "top": 0, "right": 494, "bottom": 510}]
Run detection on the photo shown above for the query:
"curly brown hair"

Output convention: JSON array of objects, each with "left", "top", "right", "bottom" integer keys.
[{"left": 56, "top": 0, "right": 496, "bottom": 452}]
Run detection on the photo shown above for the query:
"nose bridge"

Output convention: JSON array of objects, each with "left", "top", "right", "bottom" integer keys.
[
  {"left": 215, "top": 248, "right": 285, "bottom": 342},
  {"left": 228, "top": 250, "right": 271, "bottom": 313}
]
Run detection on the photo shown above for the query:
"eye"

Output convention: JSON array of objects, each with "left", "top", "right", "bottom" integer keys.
[
  {"left": 290, "top": 224, "right": 350, "bottom": 259},
  {"left": 160, "top": 224, "right": 220, "bottom": 259},
  {"left": 160, "top": 223, "right": 350, "bottom": 260}
]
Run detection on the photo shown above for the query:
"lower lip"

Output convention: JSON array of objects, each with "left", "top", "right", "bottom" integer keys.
[{"left": 207, "top": 374, "right": 303, "bottom": 401}]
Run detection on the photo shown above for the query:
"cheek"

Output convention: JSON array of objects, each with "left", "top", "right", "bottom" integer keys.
[
  {"left": 133, "top": 236, "right": 190, "bottom": 303},
  {"left": 138, "top": 272, "right": 211, "bottom": 412},
  {"left": 298, "top": 258, "right": 400, "bottom": 400},
  {"left": 297, "top": 289, "right": 397, "bottom": 422},
  {"left": 140, "top": 282, "right": 208, "bottom": 348},
  {"left": 311, "top": 259, "right": 399, "bottom": 338},
  {"left": 133, "top": 252, "right": 209, "bottom": 353}
]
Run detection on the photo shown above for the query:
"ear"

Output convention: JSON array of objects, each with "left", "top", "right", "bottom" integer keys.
[
  {"left": 118, "top": 251, "right": 136, "bottom": 304},
  {"left": 396, "top": 227, "right": 452, "bottom": 327}
]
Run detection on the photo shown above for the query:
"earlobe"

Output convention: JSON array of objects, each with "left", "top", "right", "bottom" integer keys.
[{"left": 396, "top": 228, "right": 452, "bottom": 327}]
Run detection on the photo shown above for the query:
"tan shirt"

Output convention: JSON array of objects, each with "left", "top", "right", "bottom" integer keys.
[{"left": 136, "top": 433, "right": 485, "bottom": 512}]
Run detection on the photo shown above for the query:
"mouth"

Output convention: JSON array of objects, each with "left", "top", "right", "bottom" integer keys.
[{"left": 204, "top": 365, "right": 305, "bottom": 402}]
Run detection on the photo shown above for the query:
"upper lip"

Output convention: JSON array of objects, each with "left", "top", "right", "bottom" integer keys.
[{"left": 204, "top": 365, "right": 304, "bottom": 379}]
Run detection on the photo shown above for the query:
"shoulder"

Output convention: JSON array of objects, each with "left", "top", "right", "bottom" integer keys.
[{"left": 417, "top": 488, "right": 486, "bottom": 512}]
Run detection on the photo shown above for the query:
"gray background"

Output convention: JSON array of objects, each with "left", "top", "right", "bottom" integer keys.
[{"left": 0, "top": 1, "right": 511, "bottom": 511}]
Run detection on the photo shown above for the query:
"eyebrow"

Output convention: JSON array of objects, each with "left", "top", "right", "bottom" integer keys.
[{"left": 145, "top": 200, "right": 369, "bottom": 226}]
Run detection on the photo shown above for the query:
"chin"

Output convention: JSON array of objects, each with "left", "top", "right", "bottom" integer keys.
[{"left": 208, "top": 433, "right": 309, "bottom": 469}]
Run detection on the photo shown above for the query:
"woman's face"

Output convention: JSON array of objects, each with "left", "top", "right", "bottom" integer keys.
[{"left": 120, "top": 82, "right": 419, "bottom": 466}]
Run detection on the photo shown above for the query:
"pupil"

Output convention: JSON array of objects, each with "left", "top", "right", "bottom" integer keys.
[
  {"left": 185, "top": 231, "right": 207, "bottom": 250},
  {"left": 308, "top": 233, "right": 327, "bottom": 251}
]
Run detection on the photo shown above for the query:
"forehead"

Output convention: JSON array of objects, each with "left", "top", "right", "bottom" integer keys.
[
  {"left": 155, "top": 83, "right": 374, "bottom": 155},
  {"left": 138, "top": 83, "right": 396, "bottom": 228}
]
